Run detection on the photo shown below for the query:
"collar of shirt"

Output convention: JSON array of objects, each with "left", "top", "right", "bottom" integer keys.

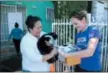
[
  {"left": 26, "top": 31, "right": 46, "bottom": 40},
  {"left": 26, "top": 32, "right": 37, "bottom": 40}
]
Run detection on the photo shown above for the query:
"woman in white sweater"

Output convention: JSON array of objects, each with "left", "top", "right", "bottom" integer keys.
[{"left": 20, "top": 15, "right": 57, "bottom": 72}]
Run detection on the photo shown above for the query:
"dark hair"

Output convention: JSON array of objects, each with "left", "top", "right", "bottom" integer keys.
[
  {"left": 70, "top": 10, "right": 87, "bottom": 20},
  {"left": 15, "top": 22, "right": 19, "bottom": 28},
  {"left": 25, "top": 15, "right": 41, "bottom": 31}
]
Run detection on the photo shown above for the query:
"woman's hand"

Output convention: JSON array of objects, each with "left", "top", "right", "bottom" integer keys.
[
  {"left": 61, "top": 52, "right": 69, "bottom": 57},
  {"left": 58, "top": 49, "right": 68, "bottom": 57}
]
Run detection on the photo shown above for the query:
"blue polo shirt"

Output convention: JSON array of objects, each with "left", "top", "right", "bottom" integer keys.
[
  {"left": 9, "top": 28, "right": 24, "bottom": 40},
  {"left": 75, "top": 25, "right": 102, "bottom": 71}
]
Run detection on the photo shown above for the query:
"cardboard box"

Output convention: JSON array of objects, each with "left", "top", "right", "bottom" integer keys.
[
  {"left": 58, "top": 44, "right": 81, "bottom": 66},
  {"left": 59, "top": 54, "right": 81, "bottom": 66},
  {"left": 65, "top": 56, "right": 81, "bottom": 66}
]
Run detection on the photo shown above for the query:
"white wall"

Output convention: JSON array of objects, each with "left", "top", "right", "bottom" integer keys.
[{"left": 8, "top": 12, "right": 23, "bottom": 34}]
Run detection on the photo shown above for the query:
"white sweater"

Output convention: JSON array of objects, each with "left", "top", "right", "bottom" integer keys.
[{"left": 20, "top": 31, "right": 50, "bottom": 71}]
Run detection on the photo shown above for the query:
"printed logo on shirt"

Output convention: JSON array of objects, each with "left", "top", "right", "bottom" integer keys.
[
  {"left": 77, "top": 37, "right": 87, "bottom": 43},
  {"left": 76, "top": 37, "right": 88, "bottom": 48},
  {"left": 89, "top": 31, "right": 95, "bottom": 38},
  {"left": 92, "top": 27, "right": 97, "bottom": 30}
]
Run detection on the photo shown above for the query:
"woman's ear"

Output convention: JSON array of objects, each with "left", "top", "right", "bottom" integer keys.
[{"left": 81, "top": 17, "right": 86, "bottom": 24}]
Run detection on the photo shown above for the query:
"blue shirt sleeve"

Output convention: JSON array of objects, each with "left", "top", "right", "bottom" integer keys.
[{"left": 89, "top": 26, "right": 101, "bottom": 39}]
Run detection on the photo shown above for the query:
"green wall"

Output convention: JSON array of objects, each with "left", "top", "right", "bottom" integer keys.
[{"left": 1, "top": 1, "right": 54, "bottom": 32}]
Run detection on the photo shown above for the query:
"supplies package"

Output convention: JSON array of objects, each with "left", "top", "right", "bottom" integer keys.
[{"left": 57, "top": 44, "right": 80, "bottom": 61}]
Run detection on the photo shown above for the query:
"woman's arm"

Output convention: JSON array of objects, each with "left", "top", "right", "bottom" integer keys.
[
  {"left": 63, "top": 37, "right": 99, "bottom": 58},
  {"left": 42, "top": 48, "right": 58, "bottom": 61}
]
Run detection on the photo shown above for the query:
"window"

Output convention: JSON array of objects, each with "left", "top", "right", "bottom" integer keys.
[
  {"left": 0, "top": 5, "right": 14, "bottom": 41},
  {"left": 46, "top": 8, "right": 54, "bottom": 21}
]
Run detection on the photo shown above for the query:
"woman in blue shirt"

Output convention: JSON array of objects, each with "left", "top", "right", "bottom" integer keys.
[
  {"left": 9, "top": 22, "right": 24, "bottom": 56},
  {"left": 61, "top": 10, "right": 102, "bottom": 72}
]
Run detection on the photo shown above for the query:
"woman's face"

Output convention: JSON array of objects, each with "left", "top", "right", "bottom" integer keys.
[
  {"left": 30, "top": 21, "right": 42, "bottom": 37},
  {"left": 71, "top": 17, "right": 87, "bottom": 32}
]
